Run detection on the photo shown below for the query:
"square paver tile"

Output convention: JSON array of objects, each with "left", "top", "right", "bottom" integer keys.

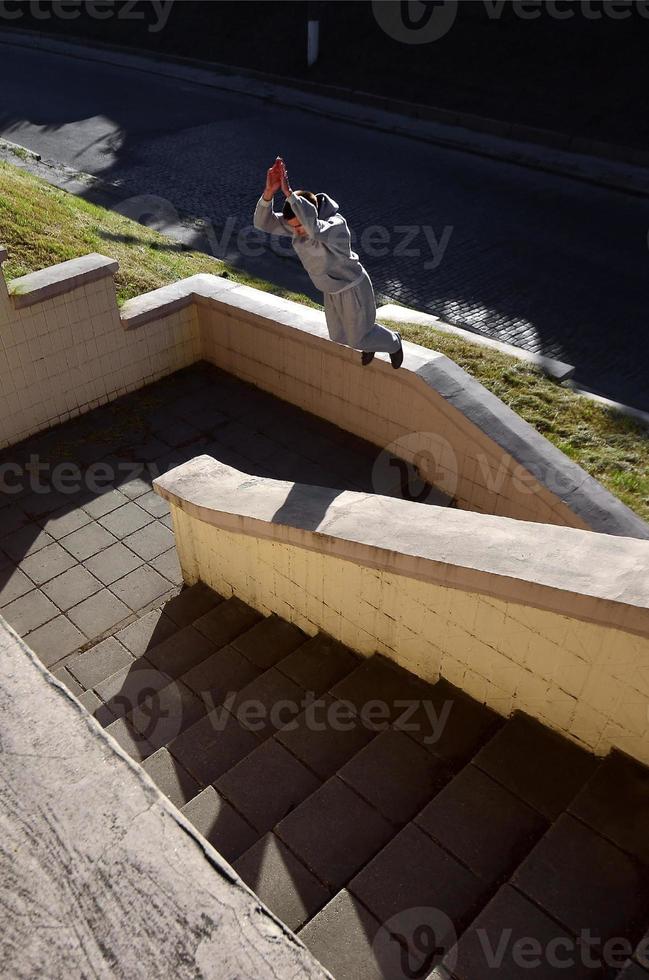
[
  {"left": 24, "top": 615, "right": 86, "bottom": 667},
  {"left": 20, "top": 542, "right": 77, "bottom": 586},
  {"left": 164, "top": 583, "right": 224, "bottom": 628},
  {"left": 512, "top": 814, "right": 649, "bottom": 942},
  {"left": 276, "top": 633, "right": 360, "bottom": 696},
  {"left": 569, "top": 752, "right": 649, "bottom": 865},
  {"left": 105, "top": 716, "right": 154, "bottom": 762},
  {"left": 144, "top": 625, "right": 216, "bottom": 679},
  {"left": 67, "top": 589, "right": 130, "bottom": 639},
  {"left": 67, "top": 636, "right": 134, "bottom": 689},
  {"left": 330, "top": 654, "right": 436, "bottom": 724},
  {"left": 277, "top": 693, "right": 376, "bottom": 779},
  {"left": 276, "top": 777, "right": 394, "bottom": 891},
  {"left": 339, "top": 729, "right": 449, "bottom": 826},
  {"left": 168, "top": 708, "right": 260, "bottom": 786},
  {"left": 441, "top": 885, "right": 603, "bottom": 980},
  {"left": 115, "top": 607, "right": 178, "bottom": 657},
  {"left": 2, "top": 524, "right": 54, "bottom": 562},
  {"left": 298, "top": 891, "right": 385, "bottom": 980},
  {"left": 118, "top": 471, "right": 153, "bottom": 499},
  {"left": 77, "top": 688, "right": 116, "bottom": 726},
  {"left": 109, "top": 565, "right": 172, "bottom": 611},
  {"left": 193, "top": 596, "right": 261, "bottom": 646},
  {"left": 38, "top": 506, "right": 91, "bottom": 540},
  {"left": 0, "top": 504, "right": 33, "bottom": 540},
  {"left": 217, "top": 739, "right": 320, "bottom": 834},
  {"left": 230, "top": 668, "right": 306, "bottom": 741},
  {"left": 349, "top": 822, "right": 488, "bottom": 932},
  {"left": 235, "top": 833, "right": 329, "bottom": 931},
  {"left": 129, "top": 680, "right": 207, "bottom": 750},
  {"left": 95, "top": 658, "right": 173, "bottom": 717},
  {"left": 52, "top": 666, "right": 84, "bottom": 697},
  {"left": 123, "top": 521, "right": 174, "bottom": 561},
  {"left": 98, "top": 502, "right": 153, "bottom": 538},
  {"left": 415, "top": 764, "right": 547, "bottom": 884},
  {"left": 135, "top": 490, "right": 170, "bottom": 518},
  {"left": 474, "top": 713, "right": 598, "bottom": 819},
  {"left": 399, "top": 677, "right": 502, "bottom": 770},
  {"left": 1, "top": 589, "right": 59, "bottom": 635},
  {"left": 60, "top": 523, "right": 118, "bottom": 561},
  {"left": 82, "top": 488, "right": 130, "bottom": 519},
  {"left": 181, "top": 643, "right": 261, "bottom": 708},
  {"left": 0, "top": 566, "right": 33, "bottom": 607},
  {"left": 150, "top": 548, "right": 183, "bottom": 585},
  {"left": 84, "top": 542, "right": 144, "bottom": 585},
  {"left": 142, "top": 747, "right": 201, "bottom": 809},
  {"left": 181, "top": 786, "right": 257, "bottom": 862},
  {"left": 231, "top": 615, "right": 307, "bottom": 670},
  {"left": 42, "top": 564, "right": 103, "bottom": 611}
]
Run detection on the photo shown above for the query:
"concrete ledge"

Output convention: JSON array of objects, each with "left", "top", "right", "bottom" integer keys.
[
  {"left": 7, "top": 252, "right": 119, "bottom": 309},
  {"left": 0, "top": 245, "right": 8, "bottom": 265},
  {"left": 120, "top": 274, "right": 241, "bottom": 330},
  {"left": 413, "top": 355, "right": 649, "bottom": 541},
  {"left": 192, "top": 278, "right": 647, "bottom": 540},
  {"left": 377, "top": 303, "right": 575, "bottom": 382},
  {"left": 154, "top": 456, "right": 649, "bottom": 637},
  {"left": 0, "top": 615, "right": 327, "bottom": 979}
]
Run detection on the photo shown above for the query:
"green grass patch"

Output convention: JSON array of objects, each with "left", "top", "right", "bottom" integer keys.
[
  {"left": 0, "top": 160, "right": 647, "bottom": 522},
  {"left": 384, "top": 320, "right": 649, "bottom": 522},
  {"left": 0, "top": 160, "right": 319, "bottom": 309}
]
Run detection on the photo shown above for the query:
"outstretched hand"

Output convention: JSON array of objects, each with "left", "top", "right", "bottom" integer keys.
[
  {"left": 277, "top": 158, "right": 292, "bottom": 197},
  {"left": 264, "top": 157, "right": 283, "bottom": 199}
]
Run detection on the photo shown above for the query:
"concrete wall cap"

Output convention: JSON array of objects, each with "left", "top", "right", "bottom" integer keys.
[
  {"left": 154, "top": 457, "right": 649, "bottom": 633},
  {"left": 7, "top": 253, "right": 119, "bottom": 309}
]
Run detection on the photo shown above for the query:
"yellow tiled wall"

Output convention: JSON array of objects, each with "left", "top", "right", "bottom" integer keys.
[
  {"left": 199, "top": 302, "right": 588, "bottom": 530},
  {"left": 172, "top": 505, "right": 649, "bottom": 764},
  {"left": 0, "top": 274, "right": 200, "bottom": 448}
]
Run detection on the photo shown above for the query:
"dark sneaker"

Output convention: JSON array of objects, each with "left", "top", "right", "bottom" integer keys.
[
  {"left": 390, "top": 333, "right": 404, "bottom": 369},
  {"left": 361, "top": 350, "right": 375, "bottom": 366}
]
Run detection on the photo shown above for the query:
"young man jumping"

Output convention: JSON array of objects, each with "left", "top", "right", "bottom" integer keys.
[{"left": 253, "top": 157, "right": 403, "bottom": 368}]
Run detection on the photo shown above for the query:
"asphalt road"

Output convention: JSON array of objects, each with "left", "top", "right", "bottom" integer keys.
[{"left": 1, "top": 36, "right": 648, "bottom": 410}]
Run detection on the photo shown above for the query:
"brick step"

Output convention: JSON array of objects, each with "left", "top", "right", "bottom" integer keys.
[
  {"left": 296, "top": 717, "right": 649, "bottom": 980},
  {"left": 51, "top": 586, "right": 649, "bottom": 980},
  {"left": 211, "top": 655, "right": 502, "bottom": 933}
]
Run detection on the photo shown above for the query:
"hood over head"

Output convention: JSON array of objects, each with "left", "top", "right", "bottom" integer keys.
[{"left": 316, "top": 192, "right": 339, "bottom": 220}]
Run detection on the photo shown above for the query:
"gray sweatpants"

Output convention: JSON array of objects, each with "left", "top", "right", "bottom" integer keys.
[{"left": 323, "top": 270, "right": 401, "bottom": 354}]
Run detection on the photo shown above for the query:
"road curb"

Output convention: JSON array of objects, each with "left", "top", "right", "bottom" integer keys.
[
  {"left": 0, "top": 137, "right": 41, "bottom": 162},
  {"left": 2, "top": 28, "right": 649, "bottom": 199},
  {"left": 376, "top": 303, "right": 575, "bottom": 382}
]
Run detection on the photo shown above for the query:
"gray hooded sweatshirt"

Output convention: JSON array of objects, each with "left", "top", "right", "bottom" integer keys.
[{"left": 253, "top": 191, "right": 365, "bottom": 294}]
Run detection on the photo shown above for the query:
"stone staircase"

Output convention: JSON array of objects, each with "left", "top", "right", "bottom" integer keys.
[{"left": 54, "top": 583, "right": 649, "bottom": 980}]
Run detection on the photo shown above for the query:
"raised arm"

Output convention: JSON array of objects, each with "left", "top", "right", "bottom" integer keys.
[{"left": 253, "top": 158, "right": 293, "bottom": 237}]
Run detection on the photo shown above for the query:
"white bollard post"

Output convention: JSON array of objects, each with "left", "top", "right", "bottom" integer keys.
[{"left": 307, "top": 18, "right": 320, "bottom": 66}]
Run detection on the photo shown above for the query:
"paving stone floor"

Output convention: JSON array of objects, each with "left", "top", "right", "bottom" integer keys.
[{"left": 0, "top": 361, "right": 443, "bottom": 674}]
